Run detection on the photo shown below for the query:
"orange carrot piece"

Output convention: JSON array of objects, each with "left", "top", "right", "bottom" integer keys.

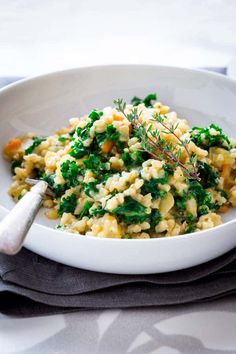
[
  {"left": 221, "top": 164, "right": 231, "bottom": 180},
  {"left": 5, "top": 138, "right": 22, "bottom": 151},
  {"left": 113, "top": 114, "right": 124, "bottom": 121},
  {"left": 219, "top": 205, "right": 229, "bottom": 213},
  {"left": 101, "top": 140, "right": 113, "bottom": 154}
]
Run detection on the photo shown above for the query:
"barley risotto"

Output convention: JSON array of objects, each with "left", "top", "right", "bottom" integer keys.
[{"left": 3, "top": 93, "right": 236, "bottom": 239}]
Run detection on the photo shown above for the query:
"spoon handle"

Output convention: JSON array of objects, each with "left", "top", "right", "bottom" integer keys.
[{"left": 0, "top": 181, "right": 48, "bottom": 255}]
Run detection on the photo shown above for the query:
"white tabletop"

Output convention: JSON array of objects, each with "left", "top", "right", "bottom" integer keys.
[
  {"left": 1, "top": 1, "right": 236, "bottom": 352},
  {"left": 1, "top": 296, "right": 236, "bottom": 353}
]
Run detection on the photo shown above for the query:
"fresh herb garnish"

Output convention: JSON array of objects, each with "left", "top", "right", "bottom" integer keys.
[{"left": 114, "top": 98, "right": 199, "bottom": 181}]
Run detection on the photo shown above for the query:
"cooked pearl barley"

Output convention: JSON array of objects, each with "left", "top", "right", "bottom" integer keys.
[{"left": 6, "top": 98, "right": 235, "bottom": 239}]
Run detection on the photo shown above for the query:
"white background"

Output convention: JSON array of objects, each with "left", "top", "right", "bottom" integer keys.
[{"left": 0, "top": 0, "right": 236, "bottom": 76}]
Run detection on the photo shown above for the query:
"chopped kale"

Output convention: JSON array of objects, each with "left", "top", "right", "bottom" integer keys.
[
  {"left": 106, "top": 124, "right": 120, "bottom": 141},
  {"left": 91, "top": 205, "right": 106, "bottom": 217},
  {"left": 83, "top": 154, "right": 110, "bottom": 175},
  {"left": 83, "top": 181, "right": 98, "bottom": 197},
  {"left": 76, "top": 124, "right": 92, "bottom": 141},
  {"left": 190, "top": 123, "right": 231, "bottom": 150},
  {"left": 141, "top": 178, "right": 167, "bottom": 199},
  {"left": 60, "top": 160, "right": 80, "bottom": 187},
  {"left": 131, "top": 93, "right": 157, "bottom": 107},
  {"left": 121, "top": 150, "right": 146, "bottom": 168},
  {"left": 175, "top": 181, "right": 215, "bottom": 215},
  {"left": 83, "top": 154, "right": 100, "bottom": 170},
  {"left": 100, "top": 172, "right": 115, "bottom": 184},
  {"left": 88, "top": 110, "right": 103, "bottom": 122},
  {"left": 164, "top": 163, "right": 174, "bottom": 175},
  {"left": 25, "top": 136, "right": 46, "bottom": 155},
  {"left": 112, "top": 196, "right": 149, "bottom": 223},
  {"left": 76, "top": 111, "right": 103, "bottom": 142},
  {"left": 69, "top": 129, "right": 75, "bottom": 137},
  {"left": 95, "top": 124, "right": 120, "bottom": 147},
  {"left": 58, "top": 135, "right": 68, "bottom": 143},
  {"left": 175, "top": 194, "right": 188, "bottom": 212},
  {"left": 218, "top": 189, "right": 228, "bottom": 199},
  {"left": 198, "top": 205, "right": 210, "bottom": 216},
  {"left": 198, "top": 161, "right": 219, "bottom": 188},
  {"left": 11, "top": 160, "right": 21, "bottom": 174},
  {"left": 149, "top": 209, "right": 161, "bottom": 228},
  {"left": 70, "top": 140, "right": 89, "bottom": 158},
  {"left": 79, "top": 200, "right": 91, "bottom": 219},
  {"left": 186, "top": 213, "right": 196, "bottom": 222},
  {"left": 41, "top": 173, "right": 66, "bottom": 197},
  {"left": 185, "top": 225, "right": 197, "bottom": 234},
  {"left": 188, "top": 180, "right": 217, "bottom": 215},
  {"left": 188, "top": 181, "right": 212, "bottom": 207},
  {"left": 58, "top": 194, "right": 77, "bottom": 216}
]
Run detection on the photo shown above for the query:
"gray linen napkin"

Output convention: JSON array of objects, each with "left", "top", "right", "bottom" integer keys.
[
  {"left": 0, "top": 247, "right": 236, "bottom": 317},
  {"left": 0, "top": 67, "right": 234, "bottom": 317}
]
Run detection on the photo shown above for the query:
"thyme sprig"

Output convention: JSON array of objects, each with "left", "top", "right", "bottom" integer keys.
[
  {"left": 152, "top": 113, "right": 199, "bottom": 180},
  {"left": 114, "top": 98, "right": 200, "bottom": 181}
]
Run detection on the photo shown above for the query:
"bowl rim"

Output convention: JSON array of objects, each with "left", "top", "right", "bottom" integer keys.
[
  {"left": 1, "top": 63, "right": 236, "bottom": 96},
  {"left": 1, "top": 63, "right": 236, "bottom": 243}
]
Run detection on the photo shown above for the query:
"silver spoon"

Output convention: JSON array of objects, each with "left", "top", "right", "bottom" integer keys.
[{"left": 0, "top": 180, "right": 48, "bottom": 255}]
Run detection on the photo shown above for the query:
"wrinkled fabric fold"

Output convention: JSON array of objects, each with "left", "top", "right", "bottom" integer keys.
[{"left": 0, "top": 247, "right": 236, "bottom": 317}]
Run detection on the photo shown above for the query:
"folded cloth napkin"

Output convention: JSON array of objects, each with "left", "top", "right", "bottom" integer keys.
[
  {"left": 0, "top": 247, "right": 236, "bottom": 317},
  {"left": 0, "top": 67, "right": 233, "bottom": 317}
]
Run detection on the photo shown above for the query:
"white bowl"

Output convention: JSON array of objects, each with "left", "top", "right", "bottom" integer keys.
[{"left": 0, "top": 65, "right": 236, "bottom": 274}]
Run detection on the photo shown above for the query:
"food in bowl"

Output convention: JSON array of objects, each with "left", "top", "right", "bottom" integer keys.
[{"left": 3, "top": 93, "right": 236, "bottom": 239}]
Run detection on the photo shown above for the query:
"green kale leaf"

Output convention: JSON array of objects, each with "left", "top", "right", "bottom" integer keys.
[
  {"left": 58, "top": 193, "right": 77, "bottom": 216},
  {"left": 190, "top": 123, "right": 231, "bottom": 150},
  {"left": 112, "top": 196, "right": 149, "bottom": 223},
  {"left": 131, "top": 93, "right": 157, "bottom": 107},
  {"left": 41, "top": 173, "right": 66, "bottom": 197},
  {"left": 70, "top": 140, "right": 89, "bottom": 158},
  {"left": 91, "top": 205, "right": 106, "bottom": 217},
  {"left": 11, "top": 160, "right": 22, "bottom": 174},
  {"left": 25, "top": 136, "right": 46, "bottom": 155},
  {"left": 141, "top": 174, "right": 168, "bottom": 199},
  {"left": 83, "top": 180, "right": 98, "bottom": 197},
  {"left": 60, "top": 160, "right": 80, "bottom": 187},
  {"left": 79, "top": 200, "right": 91, "bottom": 219},
  {"left": 198, "top": 161, "right": 219, "bottom": 188},
  {"left": 149, "top": 209, "right": 161, "bottom": 228}
]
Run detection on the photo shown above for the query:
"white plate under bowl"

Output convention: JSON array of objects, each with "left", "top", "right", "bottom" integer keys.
[{"left": 0, "top": 65, "right": 236, "bottom": 274}]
